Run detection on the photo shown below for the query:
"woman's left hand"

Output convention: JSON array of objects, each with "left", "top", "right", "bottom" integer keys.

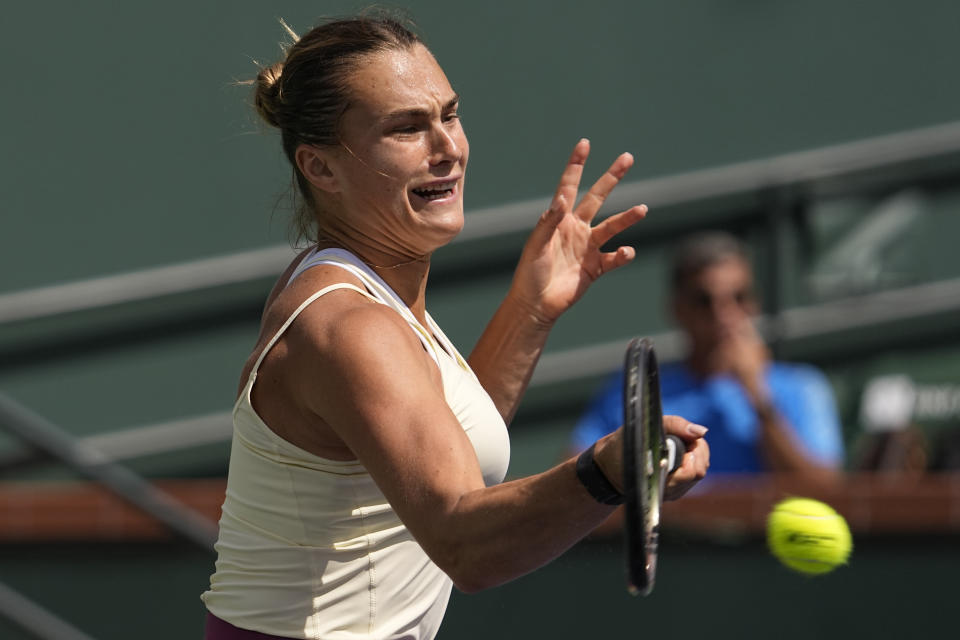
[{"left": 509, "top": 138, "right": 648, "bottom": 325}]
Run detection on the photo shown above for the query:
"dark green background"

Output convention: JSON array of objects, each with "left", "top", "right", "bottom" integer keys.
[
  {"left": 3, "top": 0, "right": 959, "bottom": 290},
  {"left": 2, "top": 1, "right": 959, "bottom": 639},
  {"left": 0, "top": 536, "right": 952, "bottom": 639}
]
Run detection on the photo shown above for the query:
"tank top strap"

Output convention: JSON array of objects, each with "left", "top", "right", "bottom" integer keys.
[
  {"left": 287, "top": 247, "right": 467, "bottom": 371},
  {"left": 249, "top": 283, "right": 376, "bottom": 376},
  {"left": 424, "top": 311, "right": 470, "bottom": 371}
]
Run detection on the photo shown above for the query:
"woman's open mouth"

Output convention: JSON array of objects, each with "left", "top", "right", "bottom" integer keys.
[{"left": 412, "top": 180, "right": 457, "bottom": 202}]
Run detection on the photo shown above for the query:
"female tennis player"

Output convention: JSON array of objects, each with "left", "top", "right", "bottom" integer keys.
[{"left": 201, "top": 13, "right": 709, "bottom": 640}]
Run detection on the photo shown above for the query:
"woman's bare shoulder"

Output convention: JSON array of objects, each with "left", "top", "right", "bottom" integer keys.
[{"left": 239, "top": 262, "right": 388, "bottom": 388}]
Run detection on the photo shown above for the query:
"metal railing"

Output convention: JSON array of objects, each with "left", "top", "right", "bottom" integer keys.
[
  {"left": 0, "top": 393, "right": 218, "bottom": 551},
  {"left": 2, "top": 121, "right": 960, "bottom": 466},
  {"left": 2, "top": 120, "right": 960, "bottom": 326},
  {"left": 0, "top": 581, "right": 97, "bottom": 640}
]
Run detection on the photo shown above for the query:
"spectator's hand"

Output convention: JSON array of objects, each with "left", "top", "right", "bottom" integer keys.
[
  {"left": 663, "top": 415, "right": 710, "bottom": 501},
  {"left": 715, "top": 321, "right": 770, "bottom": 399},
  {"left": 507, "top": 139, "right": 647, "bottom": 325}
]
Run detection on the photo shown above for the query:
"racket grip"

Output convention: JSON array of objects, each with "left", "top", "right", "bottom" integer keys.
[{"left": 665, "top": 435, "right": 686, "bottom": 473}]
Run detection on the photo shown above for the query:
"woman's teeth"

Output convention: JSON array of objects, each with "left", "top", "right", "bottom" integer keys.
[{"left": 412, "top": 181, "right": 456, "bottom": 201}]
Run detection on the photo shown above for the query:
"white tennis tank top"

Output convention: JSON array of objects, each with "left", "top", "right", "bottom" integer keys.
[{"left": 201, "top": 248, "right": 510, "bottom": 639}]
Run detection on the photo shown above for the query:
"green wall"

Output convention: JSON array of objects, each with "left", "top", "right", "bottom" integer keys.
[
  {"left": 0, "top": 536, "right": 955, "bottom": 639},
  {"left": 3, "top": 0, "right": 959, "bottom": 291},
  {"left": 2, "top": 2, "right": 960, "bottom": 639},
  {"left": 4, "top": 0, "right": 960, "bottom": 456}
]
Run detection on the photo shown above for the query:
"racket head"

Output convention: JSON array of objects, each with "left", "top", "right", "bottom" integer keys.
[{"left": 622, "top": 337, "right": 667, "bottom": 596}]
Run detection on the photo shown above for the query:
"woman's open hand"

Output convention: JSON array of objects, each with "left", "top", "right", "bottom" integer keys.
[{"left": 508, "top": 139, "right": 648, "bottom": 325}]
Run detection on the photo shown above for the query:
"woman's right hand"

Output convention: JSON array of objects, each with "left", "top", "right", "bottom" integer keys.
[
  {"left": 663, "top": 415, "right": 709, "bottom": 500},
  {"left": 592, "top": 415, "right": 709, "bottom": 501}
]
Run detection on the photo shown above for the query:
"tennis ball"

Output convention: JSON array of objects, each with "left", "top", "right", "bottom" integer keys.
[{"left": 766, "top": 497, "right": 852, "bottom": 575}]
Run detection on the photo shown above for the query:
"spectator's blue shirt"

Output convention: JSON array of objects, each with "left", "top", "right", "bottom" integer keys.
[{"left": 571, "top": 361, "right": 844, "bottom": 473}]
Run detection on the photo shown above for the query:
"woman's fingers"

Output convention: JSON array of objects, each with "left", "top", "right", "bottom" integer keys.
[
  {"left": 664, "top": 438, "right": 710, "bottom": 501},
  {"left": 550, "top": 139, "right": 590, "bottom": 216},
  {"left": 681, "top": 438, "right": 710, "bottom": 478},
  {"left": 593, "top": 246, "right": 635, "bottom": 280},
  {"left": 664, "top": 414, "right": 708, "bottom": 442},
  {"left": 547, "top": 141, "right": 641, "bottom": 230},
  {"left": 534, "top": 193, "right": 568, "bottom": 240},
  {"left": 534, "top": 140, "right": 648, "bottom": 287},
  {"left": 585, "top": 205, "right": 647, "bottom": 281},
  {"left": 590, "top": 204, "right": 647, "bottom": 247},
  {"left": 575, "top": 151, "right": 635, "bottom": 222},
  {"left": 663, "top": 414, "right": 710, "bottom": 491}
]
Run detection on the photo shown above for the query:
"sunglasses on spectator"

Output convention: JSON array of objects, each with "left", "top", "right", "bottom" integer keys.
[{"left": 683, "top": 288, "right": 755, "bottom": 309}]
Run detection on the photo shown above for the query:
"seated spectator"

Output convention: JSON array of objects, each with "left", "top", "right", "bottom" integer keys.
[{"left": 571, "top": 231, "right": 844, "bottom": 483}]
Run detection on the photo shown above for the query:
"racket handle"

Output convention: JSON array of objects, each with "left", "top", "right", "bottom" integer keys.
[{"left": 665, "top": 435, "right": 686, "bottom": 473}]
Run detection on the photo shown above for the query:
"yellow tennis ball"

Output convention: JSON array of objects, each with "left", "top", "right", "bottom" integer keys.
[{"left": 766, "top": 497, "right": 852, "bottom": 575}]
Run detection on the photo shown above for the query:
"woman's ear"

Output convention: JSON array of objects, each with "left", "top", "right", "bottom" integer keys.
[{"left": 295, "top": 144, "right": 340, "bottom": 193}]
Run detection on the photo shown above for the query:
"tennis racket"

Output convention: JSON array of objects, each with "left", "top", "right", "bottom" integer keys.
[{"left": 622, "top": 337, "right": 685, "bottom": 596}]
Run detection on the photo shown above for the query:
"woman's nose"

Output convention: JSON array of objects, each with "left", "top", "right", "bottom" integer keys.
[{"left": 429, "top": 124, "right": 462, "bottom": 165}]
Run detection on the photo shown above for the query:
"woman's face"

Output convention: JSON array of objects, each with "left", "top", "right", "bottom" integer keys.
[{"left": 322, "top": 44, "right": 469, "bottom": 258}]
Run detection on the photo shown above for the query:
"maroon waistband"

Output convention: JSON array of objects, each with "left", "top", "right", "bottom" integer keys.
[{"left": 205, "top": 612, "right": 295, "bottom": 640}]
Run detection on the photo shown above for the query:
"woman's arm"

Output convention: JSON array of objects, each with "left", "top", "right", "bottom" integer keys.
[
  {"left": 469, "top": 139, "right": 647, "bottom": 423},
  {"left": 287, "top": 299, "right": 708, "bottom": 593}
]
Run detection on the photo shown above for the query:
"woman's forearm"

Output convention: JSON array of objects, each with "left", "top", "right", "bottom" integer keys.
[
  {"left": 428, "top": 424, "right": 706, "bottom": 593},
  {"left": 468, "top": 290, "right": 554, "bottom": 424},
  {"left": 429, "top": 451, "right": 616, "bottom": 592}
]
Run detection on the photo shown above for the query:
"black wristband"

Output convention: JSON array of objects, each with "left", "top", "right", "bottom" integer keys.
[{"left": 575, "top": 443, "right": 623, "bottom": 505}]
